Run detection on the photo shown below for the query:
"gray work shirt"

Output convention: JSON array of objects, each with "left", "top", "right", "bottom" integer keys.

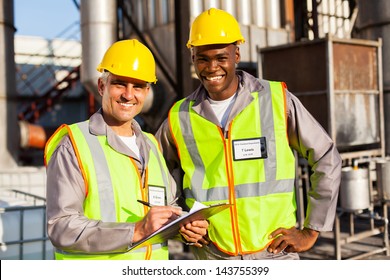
[
  {"left": 155, "top": 70, "right": 342, "bottom": 232},
  {"left": 46, "top": 109, "right": 178, "bottom": 253}
]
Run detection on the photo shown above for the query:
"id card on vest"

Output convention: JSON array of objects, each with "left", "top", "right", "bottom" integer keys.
[
  {"left": 232, "top": 137, "right": 267, "bottom": 161},
  {"left": 148, "top": 186, "right": 166, "bottom": 206}
]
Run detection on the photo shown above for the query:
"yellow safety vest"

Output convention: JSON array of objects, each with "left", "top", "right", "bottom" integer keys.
[
  {"left": 168, "top": 81, "right": 296, "bottom": 255},
  {"left": 45, "top": 121, "right": 170, "bottom": 260}
]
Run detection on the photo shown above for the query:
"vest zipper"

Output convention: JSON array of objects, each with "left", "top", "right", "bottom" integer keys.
[
  {"left": 222, "top": 123, "right": 243, "bottom": 255},
  {"left": 130, "top": 158, "right": 152, "bottom": 260}
]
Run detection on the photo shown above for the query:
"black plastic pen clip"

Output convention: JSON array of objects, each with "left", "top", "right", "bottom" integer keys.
[{"left": 137, "top": 199, "right": 153, "bottom": 207}]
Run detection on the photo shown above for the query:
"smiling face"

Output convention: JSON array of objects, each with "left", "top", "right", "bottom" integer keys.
[
  {"left": 98, "top": 72, "right": 150, "bottom": 136},
  {"left": 192, "top": 43, "right": 240, "bottom": 101}
]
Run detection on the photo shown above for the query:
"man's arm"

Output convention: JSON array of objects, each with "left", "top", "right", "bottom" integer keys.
[
  {"left": 155, "top": 119, "right": 209, "bottom": 246},
  {"left": 46, "top": 136, "right": 137, "bottom": 253},
  {"left": 267, "top": 91, "right": 342, "bottom": 254},
  {"left": 155, "top": 119, "right": 181, "bottom": 172},
  {"left": 287, "top": 92, "right": 342, "bottom": 231}
]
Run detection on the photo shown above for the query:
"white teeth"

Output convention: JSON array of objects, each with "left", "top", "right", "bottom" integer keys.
[
  {"left": 206, "top": 75, "right": 222, "bottom": 81},
  {"left": 119, "top": 103, "right": 135, "bottom": 107}
]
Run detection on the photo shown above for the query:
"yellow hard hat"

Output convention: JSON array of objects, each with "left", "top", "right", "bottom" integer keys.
[
  {"left": 96, "top": 39, "right": 157, "bottom": 83},
  {"left": 187, "top": 8, "right": 245, "bottom": 48}
]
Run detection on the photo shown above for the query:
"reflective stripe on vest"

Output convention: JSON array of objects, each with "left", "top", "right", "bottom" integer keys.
[
  {"left": 168, "top": 81, "right": 296, "bottom": 255},
  {"left": 45, "top": 121, "right": 169, "bottom": 260}
]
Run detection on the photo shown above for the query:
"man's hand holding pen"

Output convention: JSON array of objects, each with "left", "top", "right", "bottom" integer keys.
[
  {"left": 133, "top": 203, "right": 183, "bottom": 243},
  {"left": 134, "top": 199, "right": 209, "bottom": 247}
]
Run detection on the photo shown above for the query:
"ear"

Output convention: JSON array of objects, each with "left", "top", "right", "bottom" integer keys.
[
  {"left": 145, "top": 86, "right": 150, "bottom": 96},
  {"left": 235, "top": 47, "right": 241, "bottom": 64},
  {"left": 97, "top": 78, "right": 104, "bottom": 97}
]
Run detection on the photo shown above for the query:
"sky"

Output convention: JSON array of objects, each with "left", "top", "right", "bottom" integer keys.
[{"left": 14, "top": 0, "right": 80, "bottom": 39}]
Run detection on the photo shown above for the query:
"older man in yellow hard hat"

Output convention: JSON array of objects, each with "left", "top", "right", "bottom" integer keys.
[{"left": 45, "top": 39, "right": 208, "bottom": 260}]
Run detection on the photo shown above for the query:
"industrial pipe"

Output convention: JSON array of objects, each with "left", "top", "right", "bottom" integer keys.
[
  {"left": 80, "top": 0, "right": 117, "bottom": 101},
  {"left": 19, "top": 121, "right": 47, "bottom": 149},
  {"left": 0, "top": 0, "right": 19, "bottom": 168}
]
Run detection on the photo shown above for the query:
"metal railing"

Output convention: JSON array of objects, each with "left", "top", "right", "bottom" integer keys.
[{"left": 0, "top": 189, "right": 53, "bottom": 260}]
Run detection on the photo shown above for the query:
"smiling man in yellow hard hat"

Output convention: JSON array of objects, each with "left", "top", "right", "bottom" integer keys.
[
  {"left": 156, "top": 8, "right": 341, "bottom": 260},
  {"left": 45, "top": 39, "right": 208, "bottom": 260}
]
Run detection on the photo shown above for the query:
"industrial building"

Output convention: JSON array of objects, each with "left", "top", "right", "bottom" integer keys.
[{"left": 0, "top": 0, "right": 389, "bottom": 260}]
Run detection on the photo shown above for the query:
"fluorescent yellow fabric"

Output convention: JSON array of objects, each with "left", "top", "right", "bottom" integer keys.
[
  {"left": 45, "top": 122, "right": 169, "bottom": 260},
  {"left": 168, "top": 81, "right": 296, "bottom": 255}
]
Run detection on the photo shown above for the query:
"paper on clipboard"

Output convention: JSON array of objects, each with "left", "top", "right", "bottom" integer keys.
[{"left": 127, "top": 202, "right": 232, "bottom": 251}]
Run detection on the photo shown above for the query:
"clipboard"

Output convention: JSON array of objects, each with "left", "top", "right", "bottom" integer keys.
[{"left": 128, "top": 203, "right": 232, "bottom": 251}]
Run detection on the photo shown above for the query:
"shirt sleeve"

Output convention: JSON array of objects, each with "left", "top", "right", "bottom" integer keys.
[
  {"left": 46, "top": 136, "right": 135, "bottom": 253},
  {"left": 155, "top": 119, "right": 181, "bottom": 173},
  {"left": 286, "top": 91, "right": 342, "bottom": 231},
  {"left": 155, "top": 119, "right": 189, "bottom": 210}
]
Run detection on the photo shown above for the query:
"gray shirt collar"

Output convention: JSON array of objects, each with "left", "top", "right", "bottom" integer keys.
[
  {"left": 188, "top": 70, "right": 265, "bottom": 129},
  {"left": 88, "top": 109, "right": 149, "bottom": 167}
]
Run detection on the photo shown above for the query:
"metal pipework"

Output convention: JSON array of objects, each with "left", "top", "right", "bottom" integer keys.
[
  {"left": 0, "top": 0, "right": 19, "bottom": 168},
  {"left": 80, "top": 0, "right": 117, "bottom": 100}
]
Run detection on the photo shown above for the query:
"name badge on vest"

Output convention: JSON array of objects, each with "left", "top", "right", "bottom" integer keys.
[
  {"left": 232, "top": 137, "right": 267, "bottom": 161},
  {"left": 148, "top": 186, "right": 166, "bottom": 206}
]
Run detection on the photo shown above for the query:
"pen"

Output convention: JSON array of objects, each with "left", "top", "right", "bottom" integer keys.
[
  {"left": 137, "top": 197, "right": 179, "bottom": 207},
  {"left": 137, "top": 199, "right": 153, "bottom": 207}
]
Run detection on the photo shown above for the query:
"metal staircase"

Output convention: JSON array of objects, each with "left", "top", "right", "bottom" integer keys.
[
  {"left": 17, "top": 65, "right": 81, "bottom": 123},
  {"left": 15, "top": 20, "right": 82, "bottom": 124}
]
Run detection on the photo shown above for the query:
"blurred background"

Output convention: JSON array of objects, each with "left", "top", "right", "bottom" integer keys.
[{"left": 1, "top": 0, "right": 389, "bottom": 260}]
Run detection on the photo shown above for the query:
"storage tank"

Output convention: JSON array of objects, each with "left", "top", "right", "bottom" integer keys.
[
  {"left": 259, "top": 36, "right": 385, "bottom": 160},
  {"left": 339, "top": 167, "right": 371, "bottom": 212},
  {"left": 0, "top": 0, "right": 19, "bottom": 168},
  {"left": 0, "top": 189, "right": 53, "bottom": 259},
  {"left": 353, "top": 0, "right": 390, "bottom": 156},
  {"left": 80, "top": 0, "right": 117, "bottom": 99}
]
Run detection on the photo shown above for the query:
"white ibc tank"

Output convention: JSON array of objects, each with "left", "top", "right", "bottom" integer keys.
[{"left": 0, "top": 189, "right": 53, "bottom": 260}]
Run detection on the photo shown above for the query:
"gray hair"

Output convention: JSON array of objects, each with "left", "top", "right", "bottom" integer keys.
[{"left": 100, "top": 71, "right": 110, "bottom": 84}]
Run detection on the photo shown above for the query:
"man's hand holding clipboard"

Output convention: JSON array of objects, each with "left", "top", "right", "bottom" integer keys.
[{"left": 128, "top": 202, "right": 232, "bottom": 251}]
